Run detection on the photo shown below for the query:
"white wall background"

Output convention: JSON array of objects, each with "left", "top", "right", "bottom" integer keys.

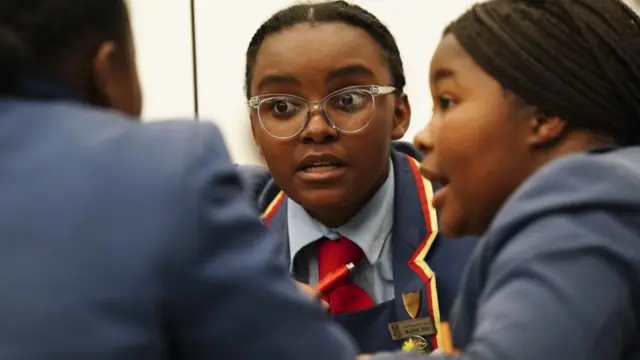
[
  {"left": 129, "top": 0, "right": 477, "bottom": 164},
  {"left": 128, "top": 0, "right": 195, "bottom": 121}
]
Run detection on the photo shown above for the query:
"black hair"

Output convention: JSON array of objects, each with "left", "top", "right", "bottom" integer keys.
[
  {"left": 244, "top": 0, "right": 405, "bottom": 99},
  {"left": 447, "top": 0, "right": 640, "bottom": 145},
  {"left": 0, "top": 0, "right": 129, "bottom": 96}
]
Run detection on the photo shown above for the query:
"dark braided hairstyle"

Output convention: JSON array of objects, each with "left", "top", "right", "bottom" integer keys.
[
  {"left": 0, "top": 0, "right": 129, "bottom": 96},
  {"left": 447, "top": 0, "right": 640, "bottom": 145},
  {"left": 244, "top": 0, "right": 405, "bottom": 99}
]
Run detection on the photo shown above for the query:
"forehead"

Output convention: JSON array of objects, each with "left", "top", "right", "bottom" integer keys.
[
  {"left": 251, "top": 22, "right": 390, "bottom": 94},
  {"left": 429, "top": 34, "right": 494, "bottom": 89}
]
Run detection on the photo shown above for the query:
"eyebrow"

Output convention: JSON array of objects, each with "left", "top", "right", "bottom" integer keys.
[
  {"left": 431, "top": 68, "right": 456, "bottom": 84},
  {"left": 255, "top": 64, "right": 376, "bottom": 93},
  {"left": 256, "top": 74, "right": 302, "bottom": 93},
  {"left": 326, "top": 64, "right": 375, "bottom": 83}
]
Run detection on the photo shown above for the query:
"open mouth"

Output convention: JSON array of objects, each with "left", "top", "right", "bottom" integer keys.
[
  {"left": 296, "top": 154, "right": 347, "bottom": 181},
  {"left": 302, "top": 161, "right": 343, "bottom": 173},
  {"left": 419, "top": 166, "right": 451, "bottom": 209}
]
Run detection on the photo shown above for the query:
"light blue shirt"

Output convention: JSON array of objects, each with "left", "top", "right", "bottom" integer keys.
[{"left": 288, "top": 159, "right": 395, "bottom": 303}]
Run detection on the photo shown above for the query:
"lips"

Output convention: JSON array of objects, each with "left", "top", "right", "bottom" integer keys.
[
  {"left": 419, "top": 167, "right": 449, "bottom": 186},
  {"left": 296, "top": 153, "right": 347, "bottom": 182},
  {"left": 419, "top": 166, "right": 450, "bottom": 209},
  {"left": 297, "top": 153, "right": 346, "bottom": 172},
  {"left": 302, "top": 162, "right": 341, "bottom": 173}
]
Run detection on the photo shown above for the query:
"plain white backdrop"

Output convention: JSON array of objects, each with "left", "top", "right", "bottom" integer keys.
[{"left": 129, "top": 0, "right": 479, "bottom": 164}]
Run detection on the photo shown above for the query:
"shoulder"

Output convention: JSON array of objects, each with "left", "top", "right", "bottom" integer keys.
[
  {"left": 485, "top": 148, "right": 640, "bottom": 282},
  {"left": 82, "top": 106, "right": 233, "bottom": 178},
  {"left": 236, "top": 164, "right": 281, "bottom": 213},
  {"left": 22, "top": 100, "right": 227, "bottom": 165},
  {"left": 494, "top": 147, "right": 640, "bottom": 230},
  {"left": 462, "top": 151, "right": 640, "bottom": 360},
  {"left": 40, "top": 102, "right": 237, "bottom": 209}
]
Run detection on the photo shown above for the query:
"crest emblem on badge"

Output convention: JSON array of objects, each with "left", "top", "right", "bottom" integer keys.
[{"left": 402, "top": 291, "right": 421, "bottom": 319}]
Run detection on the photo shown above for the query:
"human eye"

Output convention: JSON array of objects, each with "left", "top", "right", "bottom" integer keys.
[
  {"left": 330, "top": 89, "right": 370, "bottom": 112},
  {"left": 438, "top": 95, "right": 456, "bottom": 111},
  {"left": 432, "top": 94, "right": 457, "bottom": 114},
  {"left": 262, "top": 97, "right": 304, "bottom": 119}
]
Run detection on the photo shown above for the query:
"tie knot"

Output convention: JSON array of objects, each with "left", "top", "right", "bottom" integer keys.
[{"left": 318, "top": 236, "right": 363, "bottom": 276}]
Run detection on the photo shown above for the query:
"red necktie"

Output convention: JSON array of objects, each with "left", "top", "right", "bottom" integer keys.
[{"left": 317, "top": 236, "right": 375, "bottom": 315}]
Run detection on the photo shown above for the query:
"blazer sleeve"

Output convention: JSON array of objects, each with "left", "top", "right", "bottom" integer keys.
[
  {"left": 163, "top": 123, "right": 358, "bottom": 360},
  {"left": 420, "top": 210, "right": 637, "bottom": 360}
]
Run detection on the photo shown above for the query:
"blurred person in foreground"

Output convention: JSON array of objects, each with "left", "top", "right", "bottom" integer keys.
[{"left": 0, "top": 1, "right": 357, "bottom": 359}]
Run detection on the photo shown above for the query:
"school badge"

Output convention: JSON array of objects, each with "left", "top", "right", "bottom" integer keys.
[
  {"left": 388, "top": 290, "right": 436, "bottom": 340},
  {"left": 402, "top": 291, "right": 421, "bottom": 319}
]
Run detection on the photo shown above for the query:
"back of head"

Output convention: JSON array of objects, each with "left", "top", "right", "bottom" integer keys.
[
  {"left": 0, "top": 1, "right": 141, "bottom": 116},
  {"left": 447, "top": 0, "right": 640, "bottom": 145},
  {"left": 244, "top": 0, "right": 406, "bottom": 98}
]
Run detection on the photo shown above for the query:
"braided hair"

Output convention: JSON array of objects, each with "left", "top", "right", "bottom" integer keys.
[
  {"left": 447, "top": 0, "right": 640, "bottom": 145},
  {"left": 244, "top": 0, "right": 405, "bottom": 99},
  {"left": 0, "top": 0, "right": 128, "bottom": 96}
]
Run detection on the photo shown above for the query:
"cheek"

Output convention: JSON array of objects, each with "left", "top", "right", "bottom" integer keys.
[
  {"left": 436, "top": 119, "right": 477, "bottom": 175},
  {"left": 436, "top": 107, "right": 524, "bottom": 235},
  {"left": 259, "top": 146, "right": 281, "bottom": 167},
  {"left": 434, "top": 112, "right": 499, "bottom": 231}
]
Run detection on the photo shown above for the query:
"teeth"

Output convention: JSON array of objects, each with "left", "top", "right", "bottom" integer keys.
[{"left": 304, "top": 164, "right": 338, "bottom": 172}]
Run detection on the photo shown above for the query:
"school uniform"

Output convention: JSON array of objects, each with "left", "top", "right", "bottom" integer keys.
[
  {"left": 392, "top": 147, "right": 640, "bottom": 360},
  {"left": 238, "top": 142, "right": 477, "bottom": 354},
  {"left": 0, "top": 77, "right": 358, "bottom": 360}
]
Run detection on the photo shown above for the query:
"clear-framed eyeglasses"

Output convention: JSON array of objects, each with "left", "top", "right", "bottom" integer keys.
[{"left": 248, "top": 85, "right": 396, "bottom": 140}]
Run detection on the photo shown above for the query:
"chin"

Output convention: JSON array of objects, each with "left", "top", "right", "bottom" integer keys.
[
  {"left": 439, "top": 224, "right": 464, "bottom": 239},
  {"left": 438, "top": 210, "right": 470, "bottom": 238},
  {"left": 295, "top": 187, "right": 349, "bottom": 208},
  {"left": 440, "top": 216, "right": 489, "bottom": 238}
]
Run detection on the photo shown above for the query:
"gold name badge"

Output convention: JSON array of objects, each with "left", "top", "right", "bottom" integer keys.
[{"left": 387, "top": 317, "right": 436, "bottom": 341}]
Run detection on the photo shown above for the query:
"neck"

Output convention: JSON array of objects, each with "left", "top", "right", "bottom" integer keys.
[
  {"left": 306, "top": 203, "right": 366, "bottom": 229},
  {"left": 532, "top": 131, "right": 616, "bottom": 168}
]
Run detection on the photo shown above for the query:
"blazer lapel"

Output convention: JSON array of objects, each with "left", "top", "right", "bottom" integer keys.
[{"left": 390, "top": 151, "right": 444, "bottom": 349}]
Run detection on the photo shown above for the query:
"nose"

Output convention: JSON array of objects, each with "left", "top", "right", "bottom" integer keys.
[
  {"left": 300, "top": 106, "right": 339, "bottom": 144},
  {"left": 413, "top": 121, "right": 435, "bottom": 155}
]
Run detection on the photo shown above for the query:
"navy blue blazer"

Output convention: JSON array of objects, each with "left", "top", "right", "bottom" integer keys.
[
  {"left": 0, "top": 99, "right": 357, "bottom": 360},
  {"left": 238, "top": 143, "right": 477, "bottom": 354}
]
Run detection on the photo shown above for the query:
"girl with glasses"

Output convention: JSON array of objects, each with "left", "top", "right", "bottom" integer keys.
[{"left": 238, "top": 0, "right": 477, "bottom": 354}]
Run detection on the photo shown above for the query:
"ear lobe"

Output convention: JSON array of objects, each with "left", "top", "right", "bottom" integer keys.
[
  {"left": 90, "top": 41, "right": 118, "bottom": 107},
  {"left": 391, "top": 93, "right": 411, "bottom": 140},
  {"left": 528, "top": 112, "right": 568, "bottom": 147}
]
